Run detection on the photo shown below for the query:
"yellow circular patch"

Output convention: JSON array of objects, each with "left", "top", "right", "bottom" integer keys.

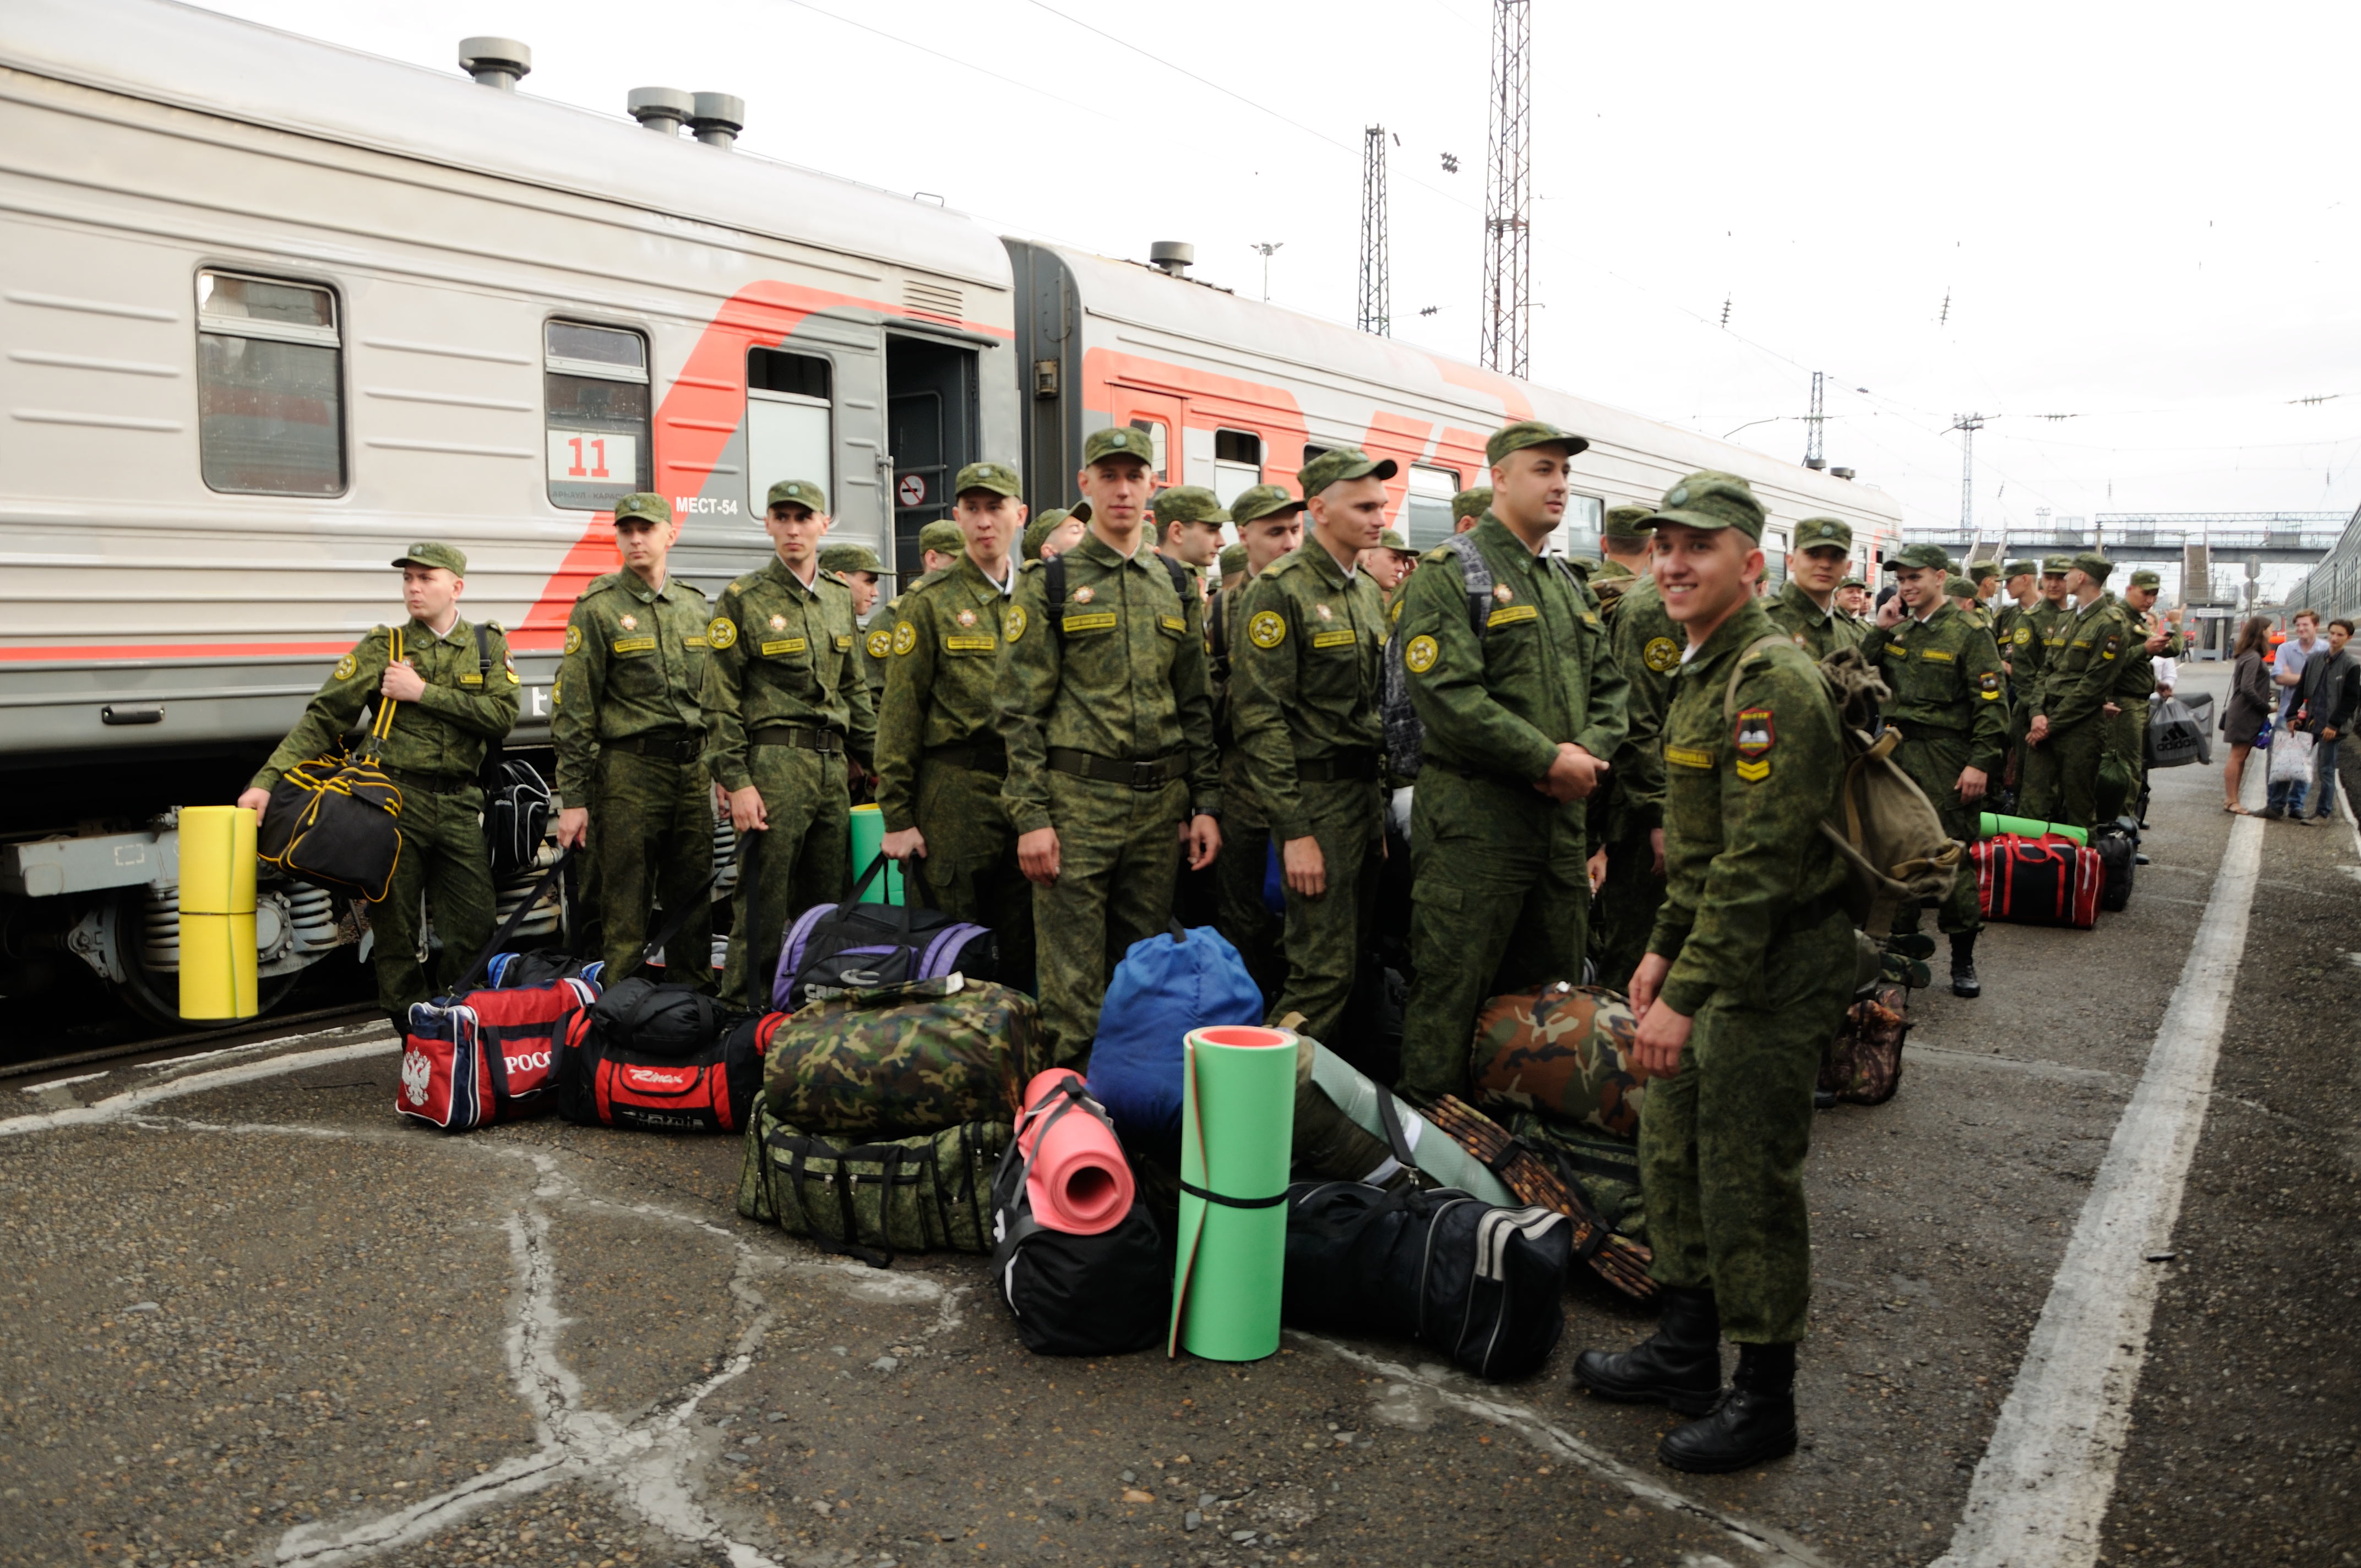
[
  {"left": 2013, "top": 626, "right": 2031, "bottom": 646},
  {"left": 706, "top": 616, "right": 738, "bottom": 650},
  {"left": 1404, "top": 634, "right": 1439, "bottom": 674},
  {"left": 1004, "top": 605, "right": 1027, "bottom": 643},
  {"left": 333, "top": 652, "right": 358, "bottom": 681},
  {"left": 891, "top": 622, "right": 917, "bottom": 656},
  {"left": 1643, "top": 636, "right": 1681, "bottom": 673},
  {"left": 866, "top": 628, "right": 893, "bottom": 659},
  {"left": 1248, "top": 611, "right": 1287, "bottom": 650},
  {"left": 563, "top": 624, "right": 583, "bottom": 656}
]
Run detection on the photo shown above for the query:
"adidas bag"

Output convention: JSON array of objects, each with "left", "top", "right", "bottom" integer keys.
[
  {"left": 736, "top": 1099, "right": 1005, "bottom": 1265},
  {"left": 774, "top": 853, "right": 995, "bottom": 1011},
  {"left": 559, "top": 1008, "right": 768, "bottom": 1134}
]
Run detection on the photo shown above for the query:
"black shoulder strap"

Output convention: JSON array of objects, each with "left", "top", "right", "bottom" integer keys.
[
  {"left": 472, "top": 623, "right": 506, "bottom": 790},
  {"left": 623, "top": 828, "right": 753, "bottom": 990},
  {"left": 1046, "top": 554, "right": 1065, "bottom": 628},
  {"left": 1444, "top": 532, "right": 1493, "bottom": 639},
  {"left": 1160, "top": 553, "right": 1190, "bottom": 601},
  {"left": 448, "top": 845, "right": 575, "bottom": 997}
]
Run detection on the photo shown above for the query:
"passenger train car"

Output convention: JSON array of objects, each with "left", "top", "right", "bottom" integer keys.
[{"left": 0, "top": 0, "right": 1902, "bottom": 1022}]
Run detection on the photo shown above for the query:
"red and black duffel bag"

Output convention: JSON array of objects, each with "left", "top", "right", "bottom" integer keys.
[
  {"left": 558, "top": 1006, "right": 779, "bottom": 1135},
  {"left": 1974, "top": 832, "right": 2101, "bottom": 929}
]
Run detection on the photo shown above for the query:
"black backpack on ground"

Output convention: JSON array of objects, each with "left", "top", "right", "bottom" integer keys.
[
  {"left": 485, "top": 756, "right": 552, "bottom": 879},
  {"left": 989, "top": 1079, "right": 1169, "bottom": 1356},
  {"left": 1280, "top": 1180, "right": 1570, "bottom": 1382},
  {"left": 2090, "top": 818, "right": 2136, "bottom": 913},
  {"left": 774, "top": 853, "right": 997, "bottom": 1011}
]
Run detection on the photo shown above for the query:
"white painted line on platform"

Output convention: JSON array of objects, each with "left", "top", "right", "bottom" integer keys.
[
  {"left": 20, "top": 1070, "right": 108, "bottom": 1094},
  {"left": 0, "top": 1037, "right": 398, "bottom": 1138},
  {"left": 1932, "top": 788, "right": 2265, "bottom": 1567}
]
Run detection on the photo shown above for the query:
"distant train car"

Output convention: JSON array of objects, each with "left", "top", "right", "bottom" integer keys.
[{"left": 0, "top": 0, "right": 1901, "bottom": 1025}]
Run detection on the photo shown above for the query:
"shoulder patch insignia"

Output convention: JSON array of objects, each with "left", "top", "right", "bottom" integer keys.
[
  {"left": 1734, "top": 758, "right": 1771, "bottom": 783},
  {"left": 1004, "top": 605, "right": 1027, "bottom": 643},
  {"left": 333, "top": 652, "right": 358, "bottom": 681},
  {"left": 866, "top": 628, "right": 893, "bottom": 659},
  {"left": 563, "top": 624, "right": 583, "bottom": 656},
  {"left": 1403, "top": 634, "right": 1439, "bottom": 674},
  {"left": 2013, "top": 626, "right": 2031, "bottom": 646},
  {"left": 891, "top": 622, "right": 917, "bottom": 656},
  {"left": 1642, "top": 636, "right": 1681, "bottom": 673},
  {"left": 504, "top": 652, "right": 519, "bottom": 685},
  {"left": 706, "top": 617, "right": 738, "bottom": 650},
  {"left": 1978, "top": 671, "right": 2003, "bottom": 699},
  {"left": 1248, "top": 611, "right": 1287, "bottom": 650},
  {"left": 1734, "top": 707, "right": 1776, "bottom": 759}
]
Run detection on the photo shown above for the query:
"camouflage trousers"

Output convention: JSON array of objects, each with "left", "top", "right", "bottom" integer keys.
[
  {"left": 594, "top": 749, "right": 715, "bottom": 992},
  {"left": 1266, "top": 779, "right": 1383, "bottom": 1047},
  {"left": 912, "top": 756, "right": 1035, "bottom": 995},
  {"left": 1398, "top": 772, "right": 1587, "bottom": 1101},
  {"left": 720, "top": 747, "right": 850, "bottom": 1010},
  {"left": 368, "top": 782, "right": 494, "bottom": 1022},
  {"left": 1590, "top": 826, "right": 1668, "bottom": 995},
  {"left": 1640, "top": 907, "right": 1853, "bottom": 1342},
  {"left": 1211, "top": 752, "right": 1283, "bottom": 1004},
  {"left": 1891, "top": 726, "right": 1982, "bottom": 935},
  {"left": 2020, "top": 716, "right": 2106, "bottom": 831},
  {"left": 1032, "top": 772, "right": 1188, "bottom": 1070}
]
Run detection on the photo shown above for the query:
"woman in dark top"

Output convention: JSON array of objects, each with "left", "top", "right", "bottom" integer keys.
[{"left": 2222, "top": 615, "right": 2276, "bottom": 812}]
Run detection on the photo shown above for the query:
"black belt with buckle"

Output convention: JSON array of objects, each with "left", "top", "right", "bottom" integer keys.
[
  {"left": 1297, "top": 749, "right": 1379, "bottom": 783},
  {"left": 750, "top": 725, "right": 845, "bottom": 754},
  {"left": 927, "top": 742, "right": 1008, "bottom": 777},
  {"left": 1046, "top": 747, "right": 1186, "bottom": 790},
  {"left": 381, "top": 765, "right": 471, "bottom": 796},
  {"left": 610, "top": 732, "right": 704, "bottom": 764}
]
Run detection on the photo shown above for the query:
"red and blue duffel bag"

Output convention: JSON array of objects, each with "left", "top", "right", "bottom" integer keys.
[{"left": 1973, "top": 832, "right": 2101, "bottom": 929}]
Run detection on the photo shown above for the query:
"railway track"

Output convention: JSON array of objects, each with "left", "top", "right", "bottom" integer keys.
[{"left": 0, "top": 1002, "right": 385, "bottom": 1087}]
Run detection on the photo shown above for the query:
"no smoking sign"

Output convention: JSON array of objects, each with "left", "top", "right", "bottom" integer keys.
[{"left": 896, "top": 473, "right": 927, "bottom": 508}]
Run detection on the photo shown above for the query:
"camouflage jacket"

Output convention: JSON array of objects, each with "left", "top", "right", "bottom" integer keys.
[
  {"left": 873, "top": 554, "right": 1021, "bottom": 833},
  {"left": 1647, "top": 600, "right": 1848, "bottom": 1018},
  {"left": 2035, "top": 593, "right": 2137, "bottom": 730},
  {"left": 995, "top": 531, "right": 1220, "bottom": 836},
  {"left": 551, "top": 570, "right": 710, "bottom": 802},
  {"left": 1765, "top": 580, "right": 1859, "bottom": 661},
  {"left": 702, "top": 554, "right": 876, "bottom": 793},
  {"left": 1394, "top": 514, "right": 1631, "bottom": 785},
  {"left": 1859, "top": 602, "right": 2010, "bottom": 773},
  {"left": 1229, "top": 539, "right": 1388, "bottom": 842},
  {"left": 1587, "top": 557, "right": 1640, "bottom": 617},
  {"left": 253, "top": 614, "right": 518, "bottom": 790},
  {"left": 1602, "top": 573, "right": 1680, "bottom": 835}
]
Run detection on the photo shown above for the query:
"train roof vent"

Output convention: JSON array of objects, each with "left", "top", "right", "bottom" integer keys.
[
  {"left": 458, "top": 37, "right": 531, "bottom": 90},
  {"left": 904, "top": 280, "right": 964, "bottom": 326},
  {"left": 1831, "top": 467, "right": 1856, "bottom": 481},
  {"left": 628, "top": 87, "right": 694, "bottom": 136},
  {"left": 1148, "top": 241, "right": 1194, "bottom": 277},
  {"left": 688, "top": 92, "right": 746, "bottom": 148}
]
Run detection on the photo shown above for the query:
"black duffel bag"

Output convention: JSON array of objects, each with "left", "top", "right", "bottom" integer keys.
[
  {"left": 1281, "top": 1180, "right": 1570, "bottom": 1382},
  {"left": 989, "top": 1079, "right": 1168, "bottom": 1356},
  {"left": 559, "top": 1005, "right": 766, "bottom": 1134},
  {"left": 773, "top": 853, "right": 996, "bottom": 1011}
]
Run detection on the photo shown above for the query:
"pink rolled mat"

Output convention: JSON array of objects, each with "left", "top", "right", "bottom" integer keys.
[{"left": 1016, "top": 1069, "right": 1136, "bottom": 1237}]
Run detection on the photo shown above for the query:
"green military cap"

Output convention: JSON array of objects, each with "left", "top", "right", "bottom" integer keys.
[
  {"left": 818, "top": 542, "right": 883, "bottom": 575},
  {"left": 2042, "top": 554, "right": 2074, "bottom": 574},
  {"left": 1151, "top": 485, "right": 1229, "bottom": 526},
  {"left": 1838, "top": 574, "right": 1867, "bottom": 590},
  {"left": 611, "top": 492, "right": 672, "bottom": 526},
  {"left": 2005, "top": 559, "right": 2040, "bottom": 579},
  {"left": 1945, "top": 575, "right": 1978, "bottom": 599},
  {"left": 1484, "top": 419, "right": 1590, "bottom": 465},
  {"left": 1022, "top": 509, "right": 1070, "bottom": 562},
  {"left": 1451, "top": 487, "right": 1493, "bottom": 522},
  {"left": 1647, "top": 471, "right": 1765, "bottom": 542},
  {"left": 1603, "top": 503, "right": 1656, "bottom": 538},
  {"left": 391, "top": 541, "right": 467, "bottom": 576},
  {"left": 1082, "top": 426, "right": 1157, "bottom": 467},
  {"left": 918, "top": 519, "right": 966, "bottom": 558},
  {"left": 1795, "top": 515, "right": 1853, "bottom": 553},
  {"left": 953, "top": 460, "right": 1022, "bottom": 499},
  {"left": 2128, "top": 568, "right": 2162, "bottom": 589},
  {"left": 2071, "top": 551, "right": 2114, "bottom": 581},
  {"left": 1378, "top": 529, "right": 1411, "bottom": 552},
  {"left": 1218, "top": 543, "right": 1249, "bottom": 577},
  {"left": 1298, "top": 446, "right": 1399, "bottom": 496},
  {"left": 1890, "top": 542, "right": 1953, "bottom": 572},
  {"left": 1229, "top": 483, "right": 1305, "bottom": 525},
  {"left": 1967, "top": 559, "right": 2002, "bottom": 585},
  {"left": 765, "top": 478, "right": 827, "bottom": 514}
]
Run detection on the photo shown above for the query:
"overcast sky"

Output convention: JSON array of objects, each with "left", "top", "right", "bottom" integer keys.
[{"left": 196, "top": 0, "right": 2361, "bottom": 590}]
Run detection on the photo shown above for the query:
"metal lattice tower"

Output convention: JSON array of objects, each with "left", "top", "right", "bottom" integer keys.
[
  {"left": 1357, "top": 127, "right": 1390, "bottom": 336},
  {"left": 1804, "top": 371, "right": 1826, "bottom": 470},
  {"left": 1478, "top": 0, "right": 1531, "bottom": 377},
  {"left": 1950, "top": 413, "right": 1987, "bottom": 531}
]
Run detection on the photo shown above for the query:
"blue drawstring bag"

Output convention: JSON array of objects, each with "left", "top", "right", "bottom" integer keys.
[{"left": 1086, "top": 922, "right": 1266, "bottom": 1162}]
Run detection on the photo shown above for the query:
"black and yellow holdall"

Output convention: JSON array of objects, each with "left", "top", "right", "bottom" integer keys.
[{"left": 255, "top": 629, "right": 409, "bottom": 901}]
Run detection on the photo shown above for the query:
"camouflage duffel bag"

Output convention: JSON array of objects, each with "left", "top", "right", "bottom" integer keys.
[
  {"left": 737, "top": 1099, "right": 1008, "bottom": 1264},
  {"left": 762, "top": 974, "right": 1042, "bottom": 1139},
  {"left": 1499, "top": 1109, "right": 1647, "bottom": 1244},
  {"left": 1468, "top": 981, "right": 1648, "bottom": 1139}
]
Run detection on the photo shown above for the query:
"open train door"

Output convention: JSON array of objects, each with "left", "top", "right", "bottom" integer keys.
[{"left": 886, "top": 334, "right": 980, "bottom": 580}]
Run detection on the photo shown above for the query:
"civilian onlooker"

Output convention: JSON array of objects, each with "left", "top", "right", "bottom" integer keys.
[
  {"left": 2296, "top": 617, "right": 2358, "bottom": 821},
  {"left": 2266, "top": 609, "right": 2325, "bottom": 818},
  {"left": 2221, "top": 615, "right": 2275, "bottom": 815}
]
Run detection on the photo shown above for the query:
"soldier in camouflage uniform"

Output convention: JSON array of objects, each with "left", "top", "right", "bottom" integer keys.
[
  {"left": 1450, "top": 487, "right": 1491, "bottom": 535},
  {"left": 1394, "top": 421, "right": 1630, "bottom": 1100},
  {"left": 1591, "top": 504, "right": 1678, "bottom": 990},
  {"left": 1151, "top": 486, "right": 1228, "bottom": 593},
  {"left": 1022, "top": 508, "right": 1086, "bottom": 564},
  {"left": 1573, "top": 472, "right": 1851, "bottom": 1476},
  {"left": 1230, "top": 449, "right": 1392, "bottom": 1043},
  {"left": 823, "top": 542, "right": 890, "bottom": 704},
  {"left": 1217, "top": 541, "right": 1249, "bottom": 598},
  {"left": 1357, "top": 527, "right": 1416, "bottom": 606},
  {"left": 705, "top": 480, "right": 876, "bottom": 1004},
  {"left": 551, "top": 493, "right": 715, "bottom": 989},
  {"left": 1765, "top": 516, "right": 1860, "bottom": 660},
  {"left": 998, "top": 426, "right": 1222, "bottom": 1065},
  {"left": 2022, "top": 553, "right": 2135, "bottom": 832},
  {"left": 240, "top": 542, "right": 519, "bottom": 1026},
  {"left": 1836, "top": 574, "right": 1870, "bottom": 621},
  {"left": 1860, "top": 542, "right": 2007, "bottom": 995},
  {"left": 1992, "top": 560, "right": 2042, "bottom": 801},
  {"left": 875, "top": 461, "right": 1035, "bottom": 994},
  {"left": 2112, "top": 568, "right": 2176, "bottom": 820}
]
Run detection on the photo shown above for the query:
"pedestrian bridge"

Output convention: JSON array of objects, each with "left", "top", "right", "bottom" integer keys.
[{"left": 1898, "top": 513, "right": 2343, "bottom": 566}]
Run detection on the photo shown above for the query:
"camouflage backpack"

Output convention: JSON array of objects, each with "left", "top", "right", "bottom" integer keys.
[
  {"left": 737, "top": 1099, "right": 1008, "bottom": 1265},
  {"left": 1467, "top": 981, "right": 1646, "bottom": 1139},
  {"left": 761, "top": 974, "right": 1041, "bottom": 1138}
]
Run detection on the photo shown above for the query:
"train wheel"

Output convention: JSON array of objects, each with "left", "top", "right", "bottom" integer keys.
[{"left": 105, "top": 888, "right": 300, "bottom": 1029}]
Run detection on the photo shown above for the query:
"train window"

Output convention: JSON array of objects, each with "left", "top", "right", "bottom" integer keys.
[
  {"left": 1212, "top": 429, "right": 1261, "bottom": 506},
  {"left": 1128, "top": 417, "right": 1169, "bottom": 479},
  {"left": 545, "top": 321, "right": 651, "bottom": 511},
  {"left": 195, "top": 271, "right": 345, "bottom": 496},
  {"left": 1404, "top": 464, "right": 1460, "bottom": 549},
  {"left": 747, "top": 347, "right": 834, "bottom": 516},
  {"left": 1556, "top": 494, "right": 1604, "bottom": 558}
]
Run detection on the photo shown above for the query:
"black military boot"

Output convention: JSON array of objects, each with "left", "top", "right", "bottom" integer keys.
[
  {"left": 1573, "top": 1287, "right": 1723, "bottom": 1414},
  {"left": 1949, "top": 932, "right": 1980, "bottom": 998},
  {"left": 1658, "top": 1341, "right": 1799, "bottom": 1474}
]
